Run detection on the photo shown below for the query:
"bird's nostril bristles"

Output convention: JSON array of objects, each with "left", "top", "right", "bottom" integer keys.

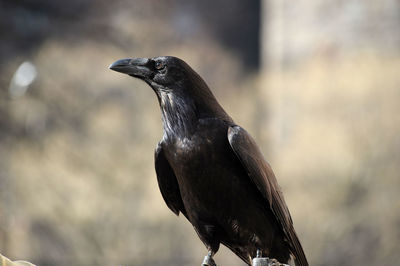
[{"left": 130, "top": 57, "right": 149, "bottom": 66}]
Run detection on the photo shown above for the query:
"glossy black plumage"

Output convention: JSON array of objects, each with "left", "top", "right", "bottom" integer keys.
[{"left": 109, "top": 56, "right": 308, "bottom": 266}]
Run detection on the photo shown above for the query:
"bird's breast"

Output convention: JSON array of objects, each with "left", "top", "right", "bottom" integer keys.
[
  {"left": 162, "top": 125, "right": 245, "bottom": 214},
  {"left": 161, "top": 123, "right": 278, "bottom": 252},
  {"left": 165, "top": 127, "right": 231, "bottom": 171}
]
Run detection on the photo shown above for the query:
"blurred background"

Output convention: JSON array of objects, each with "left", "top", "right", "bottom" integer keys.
[{"left": 1, "top": 0, "right": 399, "bottom": 265}]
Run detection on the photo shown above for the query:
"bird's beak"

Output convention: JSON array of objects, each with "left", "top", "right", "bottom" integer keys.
[{"left": 109, "top": 58, "right": 152, "bottom": 79}]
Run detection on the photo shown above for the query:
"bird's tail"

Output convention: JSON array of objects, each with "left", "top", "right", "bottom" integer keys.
[{"left": 290, "top": 231, "right": 308, "bottom": 266}]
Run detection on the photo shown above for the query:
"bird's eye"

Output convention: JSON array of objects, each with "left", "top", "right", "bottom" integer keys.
[{"left": 155, "top": 61, "right": 165, "bottom": 70}]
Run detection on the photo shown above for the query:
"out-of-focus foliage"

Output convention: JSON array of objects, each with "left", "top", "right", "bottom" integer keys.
[{"left": 0, "top": 0, "right": 399, "bottom": 266}]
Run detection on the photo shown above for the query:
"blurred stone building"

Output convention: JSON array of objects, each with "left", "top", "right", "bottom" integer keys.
[
  {"left": 262, "top": 0, "right": 400, "bottom": 68},
  {"left": 260, "top": 1, "right": 400, "bottom": 265}
]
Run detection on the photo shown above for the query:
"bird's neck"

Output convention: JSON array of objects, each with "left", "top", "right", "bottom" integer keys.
[
  {"left": 157, "top": 90, "right": 231, "bottom": 140},
  {"left": 158, "top": 91, "right": 197, "bottom": 139}
]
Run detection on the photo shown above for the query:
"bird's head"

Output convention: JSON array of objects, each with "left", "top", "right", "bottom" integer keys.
[
  {"left": 109, "top": 56, "right": 194, "bottom": 92},
  {"left": 109, "top": 56, "right": 231, "bottom": 135}
]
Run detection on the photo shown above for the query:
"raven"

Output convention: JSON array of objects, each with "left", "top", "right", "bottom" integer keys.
[{"left": 109, "top": 56, "right": 308, "bottom": 266}]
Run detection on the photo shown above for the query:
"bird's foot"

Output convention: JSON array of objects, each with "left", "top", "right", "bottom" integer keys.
[
  {"left": 202, "top": 251, "right": 217, "bottom": 266},
  {"left": 269, "top": 258, "right": 289, "bottom": 266},
  {"left": 252, "top": 256, "right": 270, "bottom": 266},
  {"left": 252, "top": 250, "right": 289, "bottom": 266}
]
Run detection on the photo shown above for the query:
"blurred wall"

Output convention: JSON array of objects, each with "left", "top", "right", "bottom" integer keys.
[{"left": 261, "top": 1, "right": 400, "bottom": 266}]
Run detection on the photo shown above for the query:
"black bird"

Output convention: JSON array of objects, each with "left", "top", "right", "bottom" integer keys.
[{"left": 109, "top": 56, "right": 308, "bottom": 266}]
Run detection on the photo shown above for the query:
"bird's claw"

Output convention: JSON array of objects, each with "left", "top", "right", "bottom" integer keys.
[
  {"left": 202, "top": 251, "right": 217, "bottom": 266},
  {"left": 252, "top": 252, "right": 289, "bottom": 266}
]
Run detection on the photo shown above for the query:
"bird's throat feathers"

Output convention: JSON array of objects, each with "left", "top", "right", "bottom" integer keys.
[
  {"left": 158, "top": 90, "right": 197, "bottom": 138},
  {"left": 156, "top": 88, "right": 231, "bottom": 139},
  {"left": 150, "top": 64, "right": 232, "bottom": 139}
]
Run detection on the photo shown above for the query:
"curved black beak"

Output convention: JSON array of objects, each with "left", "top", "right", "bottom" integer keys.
[{"left": 109, "top": 57, "right": 152, "bottom": 79}]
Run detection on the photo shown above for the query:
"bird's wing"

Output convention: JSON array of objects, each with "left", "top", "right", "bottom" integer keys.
[
  {"left": 227, "top": 125, "right": 308, "bottom": 266},
  {"left": 154, "top": 142, "right": 186, "bottom": 217}
]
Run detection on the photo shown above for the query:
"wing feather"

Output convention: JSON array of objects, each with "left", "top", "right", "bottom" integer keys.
[
  {"left": 154, "top": 142, "right": 186, "bottom": 217},
  {"left": 227, "top": 126, "right": 308, "bottom": 266}
]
